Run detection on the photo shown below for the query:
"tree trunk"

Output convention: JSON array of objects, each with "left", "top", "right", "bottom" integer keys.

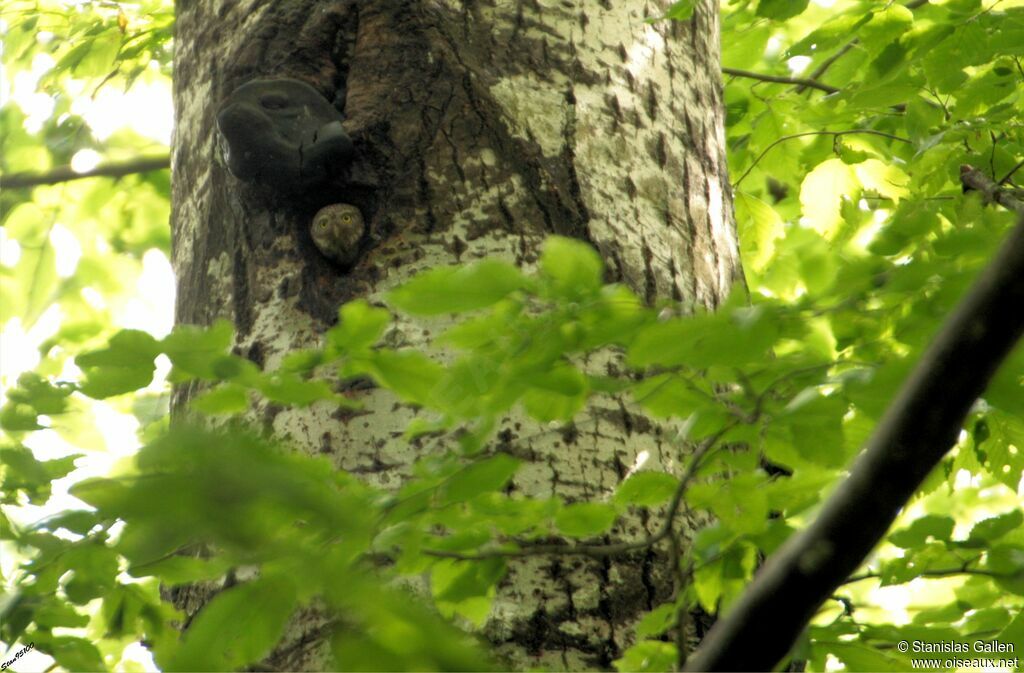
[{"left": 170, "top": 0, "right": 741, "bottom": 669}]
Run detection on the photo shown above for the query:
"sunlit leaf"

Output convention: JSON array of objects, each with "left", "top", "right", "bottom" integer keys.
[
  {"left": 388, "top": 260, "right": 529, "bottom": 315},
  {"left": 539, "top": 236, "right": 604, "bottom": 299},
  {"left": 614, "top": 640, "right": 677, "bottom": 672},
  {"left": 613, "top": 472, "right": 679, "bottom": 507},
  {"left": 77, "top": 329, "right": 160, "bottom": 398},
  {"left": 800, "top": 158, "right": 859, "bottom": 237},
  {"left": 555, "top": 502, "right": 618, "bottom": 538},
  {"left": 169, "top": 575, "right": 298, "bottom": 671}
]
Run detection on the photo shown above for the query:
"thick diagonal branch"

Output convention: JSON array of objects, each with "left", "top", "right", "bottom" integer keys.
[{"left": 686, "top": 213, "right": 1024, "bottom": 671}]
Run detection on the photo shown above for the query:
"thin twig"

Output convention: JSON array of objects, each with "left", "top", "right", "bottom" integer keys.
[
  {"left": 843, "top": 566, "right": 1002, "bottom": 585},
  {"left": 795, "top": 43, "right": 856, "bottom": 94},
  {"left": 997, "top": 158, "right": 1024, "bottom": 186},
  {"left": 735, "top": 130, "right": 912, "bottom": 188},
  {"left": 723, "top": 67, "right": 839, "bottom": 94},
  {"left": 670, "top": 534, "right": 690, "bottom": 669}
]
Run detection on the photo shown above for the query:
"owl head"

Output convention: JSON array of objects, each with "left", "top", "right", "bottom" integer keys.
[{"left": 310, "top": 203, "right": 365, "bottom": 266}]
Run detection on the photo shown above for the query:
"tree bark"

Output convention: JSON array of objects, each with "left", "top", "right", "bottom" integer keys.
[{"left": 170, "top": 0, "right": 741, "bottom": 669}]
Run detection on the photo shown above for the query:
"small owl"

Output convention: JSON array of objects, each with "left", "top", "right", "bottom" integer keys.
[{"left": 310, "top": 203, "right": 365, "bottom": 267}]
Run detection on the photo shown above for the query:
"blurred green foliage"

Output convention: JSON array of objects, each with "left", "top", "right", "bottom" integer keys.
[{"left": 2, "top": 0, "right": 1024, "bottom": 671}]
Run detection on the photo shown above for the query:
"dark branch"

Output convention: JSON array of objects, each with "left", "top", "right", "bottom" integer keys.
[
  {"left": 960, "top": 164, "right": 1024, "bottom": 215},
  {"left": 1, "top": 155, "right": 170, "bottom": 190},
  {"left": 795, "top": 42, "right": 856, "bottom": 93},
  {"left": 685, "top": 213, "right": 1024, "bottom": 671},
  {"left": 722, "top": 67, "right": 839, "bottom": 94}
]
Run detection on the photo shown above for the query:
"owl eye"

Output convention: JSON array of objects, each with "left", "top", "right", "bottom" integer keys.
[
  {"left": 319, "top": 221, "right": 328, "bottom": 228},
  {"left": 342, "top": 214, "right": 352, "bottom": 223}
]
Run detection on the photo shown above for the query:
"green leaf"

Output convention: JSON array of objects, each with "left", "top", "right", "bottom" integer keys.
[
  {"left": 904, "top": 96, "right": 944, "bottom": 141},
  {"left": 101, "top": 585, "right": 153, "bottom": 638},
  {"left": 997, "top": 610, "right": 1024, "bottom": 663},
  {"left": 62, "top": 543, "right": 119, "bottom": 604},
  {"left": 354, "top": 350, "right": 444, "bottom": 406},
  {"left": 613, "top": 472, "right": 679, "bottom": 507},
  {"left": 326, "top": 300, "right": 390, "bottom": 355},
  {"left": 555, "top": 502, "right": 618, "bottom": 538},
  {"left": 257, "top": 374, "right": 337, "bottom": 406},
  {"left": 800, "top": 159, "right": 859, "bottom": 238},
  {"left": 38, "top": 635, "right": 106, "bottom": 672},
  {"left": 41, "top": 510, "right": 101, "bottom": 535},
  {"left": 33, "top": 600, "right": 90, "bottom": 629},
  {"left": 629, "top": 306, "right": 781, "bottom": 368},
  {"left": 127, "top": 555, "right": 233, "bottom": 585},
  {"left": 787, "top": 14, "right": 871, "bottom": 57},
  {"left": 279, "top": 349, "right": 326, "bottom": 374},
  {"left": 756, "top": 0, "right": 809, "bottom": 21},
  {"left": 978, "top": 410, "right": 1024, "bottom": 490},
  {"left": 73, "top": 27, "right": 121, "bottom": 77},
  {"left": 191, "top": 384, "right": 249, "bottom": 415},
  {"left": 330, "top": 583, "right": 497, "bottom": 671},
  {"left": 889, "top": 515, "right": 956, "bottom": 549},
  {"left": 860, "top": 5, "right": 913, "bottom": 57},
  {"left": 986, "top": 545, "right": 1024, "bottom": 596},
  {"left": 855, "top": 160, "right": 909, "bottom": 203},
  {"left": 539, "top": 236, "right": 604, "bottom": 299},
  {"left": 614, "top": 640, "right": 677, "bottom": 672},
  {"left": 388, "top": 260, "right": 528, "bottom": 315},
  {"left": 16, "top": 227, "right": 59, "bottom": 326},
  {"left": 735, "top": 192, "right": 784, "bottom": 275},
  {"left": 77, "top": 329, "right": 160, "bottom": 398},
  {"left": 0, "top": 402, "right": 42, "bottom": 432},
  {"left": 431, "top": 557, "right": 506, "bottom": 603},
  {"left": 687, "top": 474, "right": 770, "bottom": 536},
  {"left": 521, "top": 366, "right": 588, "bottom": 422},
  {"left": 0, "top": 447, "right": 80, "bottom": 503},
  {"left": 692, "top": 541, "right": 758, "bottom": 611},
  {"left": 965, "top": 510, "right": 1024, "bottom": 547},
  {"left": 440, "top": 454, "right": 520, "bottom": 504},
  {"left": 783, "top": 391, "right": 848, "bottom": 468},
  {"left": 5, "top": 372, "right": 74, "bottom": 415},
  {"left": 169, "top": 575, "right": 298, "bottom": 671},
  {"left": 826, "top": 642, "right": 910, "bottom": 672},
  {"left": 663, "top": 0, "right": 695, "bottom": 21},
  {"left": 635, "top": 603, "right": 678, "bottom": 638},
  {"left": 161, "top": 320, "right": 237, "bottom": 380},
  {"left": 632, "top": 376, "right": 723, "bottom": 429}
]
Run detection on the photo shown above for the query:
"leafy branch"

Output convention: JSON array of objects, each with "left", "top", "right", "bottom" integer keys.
[
  {"left": 423, "top": 417, "right": 741, "bottom": 562},
  {"left": 791, "top": 0, "right": 931, "bottom": 94},
  {"left": 686, "top": 213, "right": 1024, "bottom": 671}
]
